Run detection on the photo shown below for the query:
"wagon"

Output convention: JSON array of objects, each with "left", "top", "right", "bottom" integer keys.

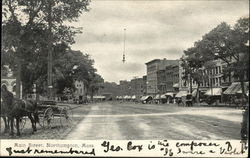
[
  {"left": 14, "top": 100, "right": 74, "bottom": 131},
  {"left": 37, "top": 100, "right": 73, "bottom": 128}
]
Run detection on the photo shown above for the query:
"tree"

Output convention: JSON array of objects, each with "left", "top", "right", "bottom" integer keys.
[
  {"left": 2, "top": 0, "right": 90, "bottom": 97},
  {"left": 181, "top": 43, "right": 212, "bottom": 103},
  {"left": 200, "top": 18, "right": 249, "bottom": 100},
  {"left": 53, "top": 48, "right": 98, "bottom": 96},
  {"left": 87, "top": 73, "right": 104, "bottom": 101}
]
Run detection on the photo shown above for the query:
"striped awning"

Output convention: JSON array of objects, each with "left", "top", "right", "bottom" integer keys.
[{"left": 224, "top": 82, "right": 249, "bottom": 95}]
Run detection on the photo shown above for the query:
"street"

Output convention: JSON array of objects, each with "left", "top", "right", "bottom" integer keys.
[{"left": 66, "top": 101, "right": 243, "bottom": 140}]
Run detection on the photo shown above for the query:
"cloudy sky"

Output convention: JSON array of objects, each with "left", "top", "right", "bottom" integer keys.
[{"left": 70, "top": 0, "right": 249, "bottom": 83}]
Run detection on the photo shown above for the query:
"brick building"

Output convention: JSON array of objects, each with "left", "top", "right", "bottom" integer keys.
[
  {"left": 130, "top": 77, "right": 144, "bottom": 96},
  {"left": 145, "top": 58, "right": 179, "bottom": 95}
]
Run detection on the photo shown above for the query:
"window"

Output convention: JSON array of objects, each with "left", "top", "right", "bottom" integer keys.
[{"left": 12, "top": 85, "right": 16, "bottom": 92}]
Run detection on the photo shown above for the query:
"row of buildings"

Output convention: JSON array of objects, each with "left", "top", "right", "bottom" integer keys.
[
  {"left": 97, "top": 57, "right": 248, "bottom": 101},
  {"left": 2, "top": 57, "right": 246, "bottom": 102}
]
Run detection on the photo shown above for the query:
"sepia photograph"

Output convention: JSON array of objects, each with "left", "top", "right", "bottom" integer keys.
[{"left": 1, "top": 0, "right": 249, "bottom": 157}]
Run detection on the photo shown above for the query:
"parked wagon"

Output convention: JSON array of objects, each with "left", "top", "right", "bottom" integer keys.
[
  {"left": 12, "top": 100, "right": 73, "bottom": 131},
  {"left": 37, "top": 100, "right": 73, "bottom": 128}
]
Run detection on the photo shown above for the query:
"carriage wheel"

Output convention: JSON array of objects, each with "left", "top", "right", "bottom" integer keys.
[
  {"left": 59, "top": 106, "right": 73, "bottom": 127},
  {"left": 42, "top": 107, "right": 54, "bottom": 128}
]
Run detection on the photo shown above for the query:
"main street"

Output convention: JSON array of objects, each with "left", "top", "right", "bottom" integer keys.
[{"left": 66, "top": 101, "right": 243, "bottom": 140}]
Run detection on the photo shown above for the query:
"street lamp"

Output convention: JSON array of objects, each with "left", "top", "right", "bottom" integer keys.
[{"left": 122, "top": 28, "right": 126, "bottom": 63}]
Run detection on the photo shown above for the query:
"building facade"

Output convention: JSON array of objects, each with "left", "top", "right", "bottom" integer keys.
[
  {"left": 142, "top": 75, "right": 147, "bottom": 94},
  {"left": 119, "top": 80, "right": 131, "bottom": 96},
  {"left": 74, "top": 80, "right": 87, "bottom": 101},
  {"left": 165, "top": 62, "right": 180, "bottom": 93},
  {"left": 179, "top": 59, "right": 238, "bottom": 93},
  {"left": 146, "top": 58, "right": 179, "bottom": 95},
  {"left": 1, "top": 66, "right": 17, "bottom": 97},
  {"left": 98, "top": 82, "right": 121, "bottom": 97},
  {"left": 130, "top": 77, "right": 144, "bottom": 96}
]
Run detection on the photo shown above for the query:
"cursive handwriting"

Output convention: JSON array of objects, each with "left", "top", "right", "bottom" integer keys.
[
  {"left": 176, "top": 141, "right": 220, "bottom": 151},
  {"left": 127, "top": 141, "right": 143, "bottom": 152},
  {"left": 5, "top": 147, "right": 95, "bottom": 156},
  {"left": 220, "top": 141, "right": 248, "bottom": 155},
  {"left": 101, "top": 141, "right": 123, "bottom": 153}
]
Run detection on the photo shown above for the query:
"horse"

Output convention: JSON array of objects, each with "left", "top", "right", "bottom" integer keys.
[
  {"left": 1, "top": 86, "right": 39, "bottom": 136},
  {"left": 0, "top": 108, "right": 10, "bottom": 133},
  {"left": 1, "top": 91, "right": 11, "bottom": 133}
]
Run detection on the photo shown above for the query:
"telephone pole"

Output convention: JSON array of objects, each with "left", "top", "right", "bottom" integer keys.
[{"left": 47, "top": 1, "right": 53, "bottom": 100}]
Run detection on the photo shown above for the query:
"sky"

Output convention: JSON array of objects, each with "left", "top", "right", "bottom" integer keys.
[{"left": 69, "top": 0, "right": 249, "bottom": 83}]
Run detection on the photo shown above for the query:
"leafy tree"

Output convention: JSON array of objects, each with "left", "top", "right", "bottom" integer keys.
[
  {"left": 87, "top": 73, "right": 104, "bottom": 101},
  {"left": 200, "top": 18, "right": 249, "bottom": 99},
  {"left": 2, "top": 0, "right": 90, "bottom": 97},
  {"left": 181, "top": 44, "right": 212, "bottom": 103},
  {"left": 53, "top": 48, "right": 98, "bottom": 96}
]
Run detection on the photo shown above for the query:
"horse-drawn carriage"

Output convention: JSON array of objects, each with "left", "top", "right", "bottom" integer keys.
[
  {"left": 1, "top": 86, "right": 74, "bottom": 136},
  {"left": 16, "top": 100, "right": 73, "bottom": 132}
]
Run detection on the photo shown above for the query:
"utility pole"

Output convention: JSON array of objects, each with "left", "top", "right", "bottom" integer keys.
[
  {"left": 188, "top": 74, "right": 192, "bottom": 94},
  {"left": 210, "top": 69, "right": 213, "bottom": 96},
  {"left": 47, "top": 1, "right": 53, "bottom": 100},
  {"left": 16, "top": 58, "right": 21, "bottom": 99}
]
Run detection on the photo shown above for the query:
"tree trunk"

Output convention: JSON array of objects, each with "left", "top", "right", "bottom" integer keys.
[
  {"left": 16, "top": 58, "right": 21, "bottom": 99},
  {"left": 239, "top": 76, "right": 247, "bottom": 105},
  {"left": 196, "top": 83, "right": 200, "bottom": 103},
  {"left": 189, "top": 74, "right": 192, "bottom": 93}
]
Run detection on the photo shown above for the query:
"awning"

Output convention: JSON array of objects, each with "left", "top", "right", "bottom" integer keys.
[
  {"left": 205, "top": 88, "right": 222, "bottom": 96},
  {"left": 140, "top": 95, "right": 152, "bottom": 101},
  {"left": 173, "top": 83, "right": 179, "bottom": 88},
  {"left": 175, "top": 91, "right": 188, "bottom": 98},
  {"left": 154, "top": 94, "right": 160, "bottom": 99},
  {"left": 160, "top": 94, "right": 167, "bottom": 99},
  {"left": 224, "top": 82, "right": 249, "bottom": 94},
  {"left": 93, "top": 96, "right": 106, "bottom": 99},
  {"left": 224, "top": 82, "right": 249, "bottom": 95},
  {"left": 165, "top": 92, "right": 174, "bottom": 97}
]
